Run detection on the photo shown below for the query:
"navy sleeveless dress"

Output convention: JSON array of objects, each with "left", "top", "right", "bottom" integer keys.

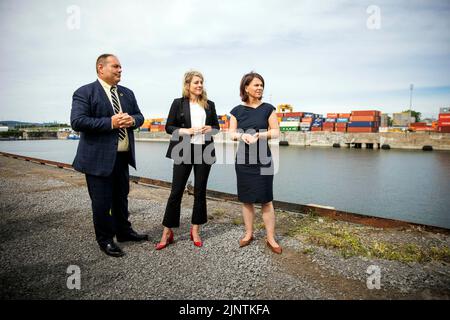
[{"left": 230, "top": 103, "right": 276, "bottom": 204}]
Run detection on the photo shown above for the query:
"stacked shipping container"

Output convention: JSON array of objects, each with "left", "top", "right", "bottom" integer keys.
[
  {"left": 347, "top": 110, "right": 381, "bottom": 133},
  {"left": 438, "top": 107, "right": 450, "bottom": 133}
]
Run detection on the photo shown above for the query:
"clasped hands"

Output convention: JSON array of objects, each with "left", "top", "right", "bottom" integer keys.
[
  {"left": 182, "top": 126, "right": 212, "bottom": 135},
  {"left": 241, "top": 132, "right": 259, "bottom": 144},
  {"left": 112, "top": 113, "right": 134, "bottom": 129}
]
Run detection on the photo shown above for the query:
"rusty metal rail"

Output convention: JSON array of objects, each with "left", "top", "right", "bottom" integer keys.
[{"left": 1, "top": 151, "right": 448, "bottom": 233}]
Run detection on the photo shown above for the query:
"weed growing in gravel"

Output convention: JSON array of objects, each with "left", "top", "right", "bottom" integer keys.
[{"left": 289, "top": 214, "right": 450, "bottom": 263}]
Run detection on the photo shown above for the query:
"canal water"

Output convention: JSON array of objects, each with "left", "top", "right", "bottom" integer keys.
[{"left": 1, "top": 139, "right": 449, "bottom": 229}]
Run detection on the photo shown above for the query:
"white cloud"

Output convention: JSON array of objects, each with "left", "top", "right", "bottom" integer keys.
[{"left": 0, "top": 0, "right": 449, "bottom": 122}]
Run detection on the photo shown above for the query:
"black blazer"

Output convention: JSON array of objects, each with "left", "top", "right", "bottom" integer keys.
[{"left": 165, "top": 97, "right": 220, "bottom": 162}]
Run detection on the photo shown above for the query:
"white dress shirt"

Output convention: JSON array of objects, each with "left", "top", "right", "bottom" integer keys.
[
  {"left": 190, "top": 102, "right": 206, "bottom": 145},
  {"left": 98, "top": 78, "right": 129, "bottom": 152}
]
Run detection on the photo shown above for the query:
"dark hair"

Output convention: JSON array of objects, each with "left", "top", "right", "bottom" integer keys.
[
  {"left": 239, "top": 72, "right": 265, "bottom": 102},
  {"left": 96, "top": 54, "right": 115, "bottom": 74}
]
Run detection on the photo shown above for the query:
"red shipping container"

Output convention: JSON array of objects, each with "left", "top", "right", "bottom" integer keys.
[
  {"left": 335, "top": 123, "right": 347, "bottom": 127},
  {"left": 347, "top": 127, "right": 378, "bottom": 133},
  {"left": 438, "top": 114, "right": 450, "bottom": 120},
  {"left": 322, "top": 127, "right": 334, "bottom": 132},
  {"left": 351, "top": 110, "right": 380, "bottom": 117},
  {"left": 284, "top": 112, "right": 303, "bottom": 117},
  {"left": 323, "top": 123, "right": 335, "bottom": 127},
  {"left": 276, "top": 113, "right": 284, "bottom": 117},
  {"left": 438, "top": 120, "right": 450, "bottom": 126},
  {"left": 158, "top": 125, "right": 166, "bottom": 131},
  {"left": 438, "top": 126, "right": 450, "bottom": 133},
  {"left": 311, "top": 127, "right": 322, "bottom": 131},
  {"left": 335, "top": 127, "right": 347, "bottom": 132}
]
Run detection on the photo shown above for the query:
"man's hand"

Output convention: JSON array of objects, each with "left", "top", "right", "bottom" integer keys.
[
  {"left": 111, "top": 113, "right": 123, "bottom": 129},
  {"left": 112, "top": 113, "right": 134, "bottom": 129},
  {"left": 117, "top": 113, "right": 134, "bottom": 128}
]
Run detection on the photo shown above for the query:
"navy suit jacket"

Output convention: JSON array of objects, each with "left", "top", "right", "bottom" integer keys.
[
  {"left": 70, "top": 80, "right": 144, "bottom": 176},
  {"left": 165, "top": 97, "right": 220, "bottom": 161}
]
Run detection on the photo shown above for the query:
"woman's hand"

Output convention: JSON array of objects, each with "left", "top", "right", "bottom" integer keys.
[
  {"left": 201, "top": 125, "right": 212, "bottom": 134},
  {"left": 242, "top": 133, "right": 259, "bottom": 144}
]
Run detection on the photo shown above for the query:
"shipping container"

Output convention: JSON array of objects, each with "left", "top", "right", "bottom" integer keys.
[
  {"left": 326, "top": 113, "right": 338, "bottom": 118},
  {"left": 438, "top": 126, "right": 450, "bottom": 133},
  {"left": 280, "top": 126, "right": 299, "bottom": 132},
  {"left": 347, "top": 127, "right": 378, "bottom": 133},
  {"left": 280, "top": 121, "right": 300, "bottom": 127},
  {"left": 283, "top": 112, "right": 303, "bottom": 117},
  {"left": 438, "top": 121, "right": 450, "bottom": 126},
  {"left": 348, "top": 121, "right": 377, "bottom": 127},
  {"left": 351, "top": 110, "right": 381, "bottom": 116},
  {"left": 438, "top": 114, "right": 450, "bottom": 120},
  {"left": 302, "top": 112, "right": 315, "bottom": 118},
  {"left": 324, "top": 118, "right": 336, "bottom": 123},
  {"left": 301, "top": 118, "right": 313, "bottom": 123},
  {"left": 336, "top": 118, "right": 349, "bottom": 123},
  {"left": 335, "top": 123, "right": 347, "bottom": 127},
  {"left": 311, "top": 127, "right": 322, "bottom": 131},
  {"left": 409, "top": 122, "right": 427, "bottom": 127},
  {"left": 335, "top": 127, "right": 347, "bottom": 132},
  {"left": 338, "top": 113, "right": 351, "bottom": 118},
  {"left": 350, "top": 116, "right": 379, "bottom": 122},
  {"left": 282, "top": 117, "right": 302, "bottom": 121}
]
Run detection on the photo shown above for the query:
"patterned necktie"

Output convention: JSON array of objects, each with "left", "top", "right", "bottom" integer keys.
[{"left": 110, "top": 86, "right": 126, "bottom": 140}]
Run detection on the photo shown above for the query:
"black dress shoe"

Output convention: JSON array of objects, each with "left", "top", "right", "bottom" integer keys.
[
  {"left": 116, "top": 231, "right": 149, "bottom": 242},
  {"left": 99, "top": 241, "right": 125, "bottom": 257}
]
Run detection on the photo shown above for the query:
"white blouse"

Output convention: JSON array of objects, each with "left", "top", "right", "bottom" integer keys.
[{"left": 190, "top": 102, "right": 206, "bottom": 144}]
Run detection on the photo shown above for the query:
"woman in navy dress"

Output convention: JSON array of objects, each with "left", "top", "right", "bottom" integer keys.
[{"left": 229, "top": 72, "right": 282, "bottom": 254}]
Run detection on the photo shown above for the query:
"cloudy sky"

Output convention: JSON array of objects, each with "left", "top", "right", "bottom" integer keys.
[{"left": 0, "top": 0, "right": 449, "bottom": 123}]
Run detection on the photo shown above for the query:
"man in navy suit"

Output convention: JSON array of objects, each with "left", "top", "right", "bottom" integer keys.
[{"left": 71, "top": 54, "right": 148, "bottom": 257}]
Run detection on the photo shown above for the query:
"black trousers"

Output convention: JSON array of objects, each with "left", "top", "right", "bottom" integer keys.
[
  {"left": 163, "top": 145, "right": 212, "bottom": 228},
  {"left": 85, "top": 152, "right": 132, "bottom": 246}
]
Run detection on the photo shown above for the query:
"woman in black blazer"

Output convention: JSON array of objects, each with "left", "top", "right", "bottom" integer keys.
[{"left": 156, "top": 70, "right": 220, "bottom": 250}]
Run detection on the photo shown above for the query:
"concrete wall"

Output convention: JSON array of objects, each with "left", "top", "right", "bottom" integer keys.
[{"left": 135, "top": 131, "right": 450, "bottom": 150}]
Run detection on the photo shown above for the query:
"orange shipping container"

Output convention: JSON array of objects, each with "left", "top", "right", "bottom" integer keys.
[
  {"left": 350, "top": 116, "right": 379, "bottom": 122},
  {"left": 301, "top": 118, "right": 313, "bottom": 123},
  {"left": 338, "top": 113, "right": 351, "bottom": 118},
  {"left": 311, "top": 127, "right": 322, "bottom": 131},
  {"left": 335, "top": 127, "right": 347, "bottom": 132},
  {"left": 326, "top": 113, "right": 338, "bottom": 118}
]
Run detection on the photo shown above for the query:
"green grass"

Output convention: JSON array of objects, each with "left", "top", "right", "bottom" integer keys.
[{"left": 289, "top": 215, "right": 450, "bottom": 263}]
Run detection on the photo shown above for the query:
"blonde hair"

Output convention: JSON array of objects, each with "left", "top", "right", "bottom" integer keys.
[{"left": 182, "top": 70, "right": 209, "bottom": 109}]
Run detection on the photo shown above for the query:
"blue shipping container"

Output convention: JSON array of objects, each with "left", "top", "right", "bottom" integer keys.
[
  {"left": 348, "top": 121, "right": 377, "bottom": 127},
  {"left": 336, "top": 118, "right": 349, "bottom": 123}
]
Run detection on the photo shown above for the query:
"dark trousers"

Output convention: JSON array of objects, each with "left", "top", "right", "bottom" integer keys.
[
  {"left": 163, "top": 146, "right": 212, "bottom": 228},
  {"left": 85, "top": 152, "right": 132, "bottom": 245}
]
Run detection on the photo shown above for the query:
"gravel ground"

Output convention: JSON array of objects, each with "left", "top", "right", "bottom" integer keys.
[{"left": 0, "top": 155, "right": 449, "bottom": 300}]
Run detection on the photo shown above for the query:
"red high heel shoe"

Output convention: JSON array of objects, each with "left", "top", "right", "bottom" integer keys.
[
  {"left": 155, "top": 229, "right": 174, "bottom": 250},
  {"left": 190, "top": 227, "right": 203, "bottom": 247}
]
